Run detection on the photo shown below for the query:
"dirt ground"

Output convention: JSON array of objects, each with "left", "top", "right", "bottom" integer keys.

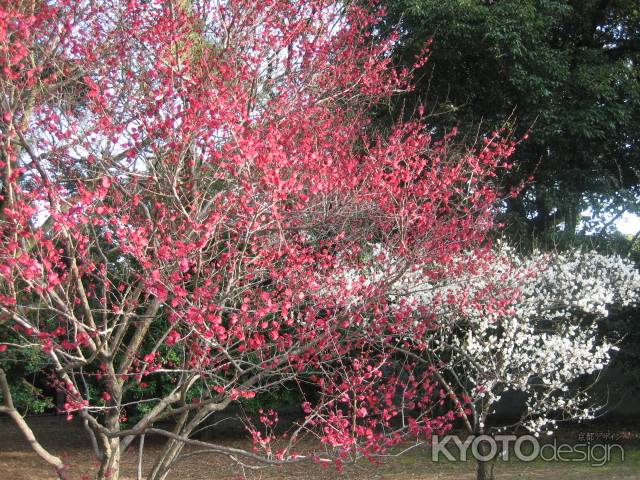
[{"left": 1, "top": 416, "right": 639, "bottom": 480}]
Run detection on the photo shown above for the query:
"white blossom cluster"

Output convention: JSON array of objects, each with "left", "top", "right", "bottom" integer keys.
[
  {"left": 439, "top": 246, "right": 639, "bottom": 434},
  {"left": 343, "top": 243, "right": 640, "bottom": 435}
]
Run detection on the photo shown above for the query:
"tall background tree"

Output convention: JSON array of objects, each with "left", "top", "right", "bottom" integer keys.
[{"left": 378, "top": 0, "right": 640, "bottom": 246}]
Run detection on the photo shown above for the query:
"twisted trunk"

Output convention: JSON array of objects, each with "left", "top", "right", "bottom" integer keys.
[
  {"left": 476, "top": 455, "right": 496, "bottom": 480},
  {"left": 97, "top": 408, "right": 122, "bottom": 480}
]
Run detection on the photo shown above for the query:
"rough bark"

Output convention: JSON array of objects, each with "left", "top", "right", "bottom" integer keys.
[{"left": 475, "top": 441, "right": 497, "bottom": 480}]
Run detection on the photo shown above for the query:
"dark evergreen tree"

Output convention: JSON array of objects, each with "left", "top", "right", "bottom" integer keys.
[{"left": 378, "top": 0, "right": 640, "bottom": 246}]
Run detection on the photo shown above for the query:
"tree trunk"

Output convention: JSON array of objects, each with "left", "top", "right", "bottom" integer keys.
[
  {"left": 97, "top": 409, "right": 121, "bottom": 480},
  {"left": 476, "top": 458, "right": 496, "bottom": 480},
  {"left": 97, "top": 439, "right": 121, "bottom": 480},
  {"left": 475, "top": 440, "right": 497, "bottom": 480}
]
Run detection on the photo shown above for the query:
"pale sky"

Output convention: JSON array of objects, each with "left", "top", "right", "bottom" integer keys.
[{"left": 616, "top": 212, "right": 640, "bottom": 236}]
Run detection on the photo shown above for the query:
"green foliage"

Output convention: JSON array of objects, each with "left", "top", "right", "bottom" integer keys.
[
  {"left": 240, "top": 387, "right": 304, "bottom": 415},
  {"left": 378, "top": 0, "right": 640, "bottom": 247},
  {"left": 0, "top": 335, "right": 54, "bottom": 414}
]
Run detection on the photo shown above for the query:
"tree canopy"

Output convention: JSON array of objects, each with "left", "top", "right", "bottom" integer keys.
[{"left": 379, "top": 0, "right": 640, "bottom": 244}]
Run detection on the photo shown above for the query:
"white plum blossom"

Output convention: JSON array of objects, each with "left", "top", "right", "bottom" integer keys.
[
  {"left": 435, "top": 246, "right": 638, "bottom": 435},
  {"left": 346, "top": 243, "right": 640, "bottom": 436}
]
